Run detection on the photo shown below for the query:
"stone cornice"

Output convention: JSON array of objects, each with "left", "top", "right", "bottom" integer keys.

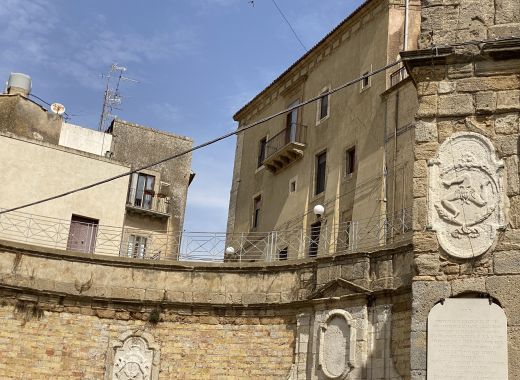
[{"left": 233, "top": 0, "right": 388, "bottom": 123}]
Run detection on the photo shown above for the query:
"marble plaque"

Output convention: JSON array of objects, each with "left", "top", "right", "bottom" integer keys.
[
  {"left": 428, "top": 132, "right": 505, "bottom": 258},
  {"left": 427, "top": 298, "right": 508, "bottom": 380}
]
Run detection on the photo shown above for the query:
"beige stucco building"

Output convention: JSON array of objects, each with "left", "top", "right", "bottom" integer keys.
[
  {"left": 227, "top": 0, "right": 421, "bottom": 260},
  {"left": 0, "top": 75, "right": 193, "bottom": 258}
]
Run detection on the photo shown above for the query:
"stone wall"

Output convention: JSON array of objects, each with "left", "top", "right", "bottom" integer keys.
[
  {"left": 0, "top": 293, "right": 295, "bottom": 379},
  {"left": 0, "top": 239, "right": 413, "bottom": 379},
  {"left": 404, "top": 12, "right": 520, "bottom": 376},
  {"left": 419, "top": 0, "right": 520, "bottom": 48}
]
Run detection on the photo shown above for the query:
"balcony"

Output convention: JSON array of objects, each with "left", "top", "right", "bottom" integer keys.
[
  {"left": 389, "top": 66, "right": 409, "bottom": 88},
  {"left": 263, "top": 123, "right": 307, "bottom": 173},
  {"left": 126, "top": 187, "right": 170, "bottom": 218}
]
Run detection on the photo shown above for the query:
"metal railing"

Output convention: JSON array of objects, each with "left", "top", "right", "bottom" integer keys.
[
  {"left": 0, "top": 208, "right": 412, "bottom": 263},
  {"left": 126, "top": 187, "right": 170, "bottom": 215},
  {"left": 265, "top": 123, "right": 307, "bottom": 160},
  {"left": 389, "top": 66, "right": 409, "bottom": 87}
]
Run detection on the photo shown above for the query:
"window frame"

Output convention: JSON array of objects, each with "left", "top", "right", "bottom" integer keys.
[
  {"left": 316, "top": 86, "right": 331, "bottom": 125},
  {"left": 257, "top": 136, "right": 268, "bottom": 168},
  {"left": 285, "top": 99, "right": 300, "bottom": 144},
  {"left": 252, "top": 194, "right": 262, "bottom": 230},
  {"left": 128, "top": 172, "right": 156, "bottom": 210},
  {"left": 315, "top": 151, "right": 327, "bottom": 195},
  {"left": 308, "top": 221, "right": 322, "bottom": 257},
  {"left": 289, "top": 176, "right": 298, "bottom": 194},
  {"left": 127, "top": 234, "right": 148, "bottom": 259},
  {"left": 345, "top": 146, "right": 356, "bottom": 177},
  {"left": 360, "top": 66, "right": 372, "bottom": 92}
]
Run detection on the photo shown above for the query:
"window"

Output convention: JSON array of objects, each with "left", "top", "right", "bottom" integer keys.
[
  {"left": 285, "top": 100, "right": 299, "bottom": 143},
  {"left": 129, "top": 173, "right": 155, "bottom": 209},
  {"left": 289, "top": 178, "right": 297, "bottom": 193},
  {"left": 308, "top": 221, "right": 321, "bottom": 257},
  {"left": 361, "top": 71, "right": 371, "bottom": 90},
  {"left": 317, "top": 88, "right": 330, "bottom": 121},
  {"left": 278, "top": 247, "right": 288, "bottom": 261},
  {"left": 252, "top": 195, "right": 262, "bottom": 229},
  {"left": 127, "top": 235, "right": 147, "bottom": 259},
  {"left": 257, "top": 137, "right": 267, "bottom": 167},
  {"left": 346, "top": 147, "right": 356, "bottom": 175},
  {"left": 315, "top": 151, "right": 327, "bottom": 195}
]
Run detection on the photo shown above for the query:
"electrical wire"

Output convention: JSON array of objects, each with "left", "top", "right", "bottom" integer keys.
[
  {"left": 270, "top": 0, "right": 307, "bottom": 52},
  {"left": 0, "top": 59, "right": 401, "bottom": 216},
  {"left": 2, "top": 36, "right": 517, "bottom": 217},
  {"left": 29, "top": 93, "right": 72, "bottom": 120}
]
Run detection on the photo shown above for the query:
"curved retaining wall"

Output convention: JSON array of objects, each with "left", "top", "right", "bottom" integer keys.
[{"left": 0, "top": 239, "right": 413, "bottom": 379}]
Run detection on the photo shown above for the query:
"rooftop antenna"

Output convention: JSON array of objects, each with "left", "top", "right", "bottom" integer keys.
[{"left": 98, "top": 63, "right": 138, "bottom": 131}]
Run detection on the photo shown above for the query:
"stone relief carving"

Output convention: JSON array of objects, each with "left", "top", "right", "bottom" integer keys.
[
  {"left": 105, "top": 331, "right": 160, "bottom": 380},
  {"left": 318, "top": 309, "right": 356, "bottom": 380},
  {"left": 428, "top": 132, "right": 505, "bottom": 258}
]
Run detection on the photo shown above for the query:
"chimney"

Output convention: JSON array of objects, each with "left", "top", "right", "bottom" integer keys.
[{"left": 6, "top": 73, "right": 32, "bottom": 97}]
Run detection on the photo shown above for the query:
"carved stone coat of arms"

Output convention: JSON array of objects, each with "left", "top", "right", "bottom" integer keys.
[
  {"left": 105, "top": 331, "right": 160, "bottom": 380},
  {"left": 428, "top": 132, "right": 505, "bottom": 258}
]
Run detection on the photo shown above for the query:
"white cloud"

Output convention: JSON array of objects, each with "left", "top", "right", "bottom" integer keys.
[
  {"left": 0, "top": 0, "right": 197, "bottom": 90},
  {"left": 145, "top": 102, "right": 182, "bottom": 125}
]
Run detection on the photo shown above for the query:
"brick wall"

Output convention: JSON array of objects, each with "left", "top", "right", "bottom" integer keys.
[{"left": 0, "top": 299, "right": 295, "bottom": 379}]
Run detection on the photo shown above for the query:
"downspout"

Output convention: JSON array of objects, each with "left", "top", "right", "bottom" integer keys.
[
  {"left": 391, "top": 91, "right": 399, "bottom": 241},
  {"left": 404, "top": 0, "right": 410, "bottom": 51}
]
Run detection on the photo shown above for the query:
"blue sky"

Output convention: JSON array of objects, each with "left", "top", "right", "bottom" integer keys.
[{"left": 0, "top": 0, "right": 365, "bottom": 232}]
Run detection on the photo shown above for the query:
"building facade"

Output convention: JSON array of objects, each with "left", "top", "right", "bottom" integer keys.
[
  {"left": 0, "top": 75, "right": 193, "bottom": 259},
  {"left": 0, "top": 0, "right": 520, "bottom": 379},
  {"left": 227, "top": 0, "right": 421, "bottom": 260}
]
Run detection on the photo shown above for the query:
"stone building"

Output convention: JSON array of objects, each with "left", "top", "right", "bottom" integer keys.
[
  {"left": 227, "top": 0, "right": 421, "bottom": 260},
  {"left": 0, "top": 74, "right": 193, "bottom": 258},
  {"left": 0, "top": 0, "right": 519, "bottom": 379}
]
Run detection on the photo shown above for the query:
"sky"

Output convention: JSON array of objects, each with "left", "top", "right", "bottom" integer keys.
[{"left": 0, "top": 0, "right": 365, "bottom": 232}]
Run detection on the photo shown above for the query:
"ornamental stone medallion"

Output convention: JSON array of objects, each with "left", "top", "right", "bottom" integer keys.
[
  {"left": 428, "top": 132, "right": 505, "bottom": 258},
  {"left": 105, "top": 331, "right": 160, "bottom": 380}
]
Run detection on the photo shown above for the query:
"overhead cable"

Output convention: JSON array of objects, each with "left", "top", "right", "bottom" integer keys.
[
  {"left": 0, "top": 59, "right": 402, "bottom": 216},
  {"left": 270, "top": 0, "right": 307, "bottom": 52}
]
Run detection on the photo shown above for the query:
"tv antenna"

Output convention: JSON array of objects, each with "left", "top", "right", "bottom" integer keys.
[{"left": 98, "top": 63, "right": 138, "bottom": 131}]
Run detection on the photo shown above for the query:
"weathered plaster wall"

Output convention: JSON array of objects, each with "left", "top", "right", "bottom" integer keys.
[
  {"left": 228, "top": 0, "right": 421, "bottom": 241},
  {"left": 0, "top": 133, "right": 129, "bottom": 232},
  {"left": 59, "top": 122, "right": 113, "bottom": 157},
  {"left": 0, "top": 94, "right": 62, "bottom": 143}
]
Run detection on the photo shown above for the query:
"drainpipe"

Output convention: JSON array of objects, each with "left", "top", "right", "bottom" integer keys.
[{"left": 404, "top": 0, "right": 410, "bottom": 51}]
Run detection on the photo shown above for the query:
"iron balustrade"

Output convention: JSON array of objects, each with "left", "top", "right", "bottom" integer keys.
[
  {"left": 264, "top": 123, "right": 307, "bottom": 160},
  {"left": 126, "top": 187, "right": 170, "bottom": 215},
  {"left": 389, "top": 66, "right": 409, "bottom": 87},
  {"left": 0, "top": 207, "right": 412, "bottom": 263}
]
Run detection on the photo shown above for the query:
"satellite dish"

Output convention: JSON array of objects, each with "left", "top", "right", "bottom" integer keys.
[{"left": 50, "top": 102, "right": 66, "bottom": 115}]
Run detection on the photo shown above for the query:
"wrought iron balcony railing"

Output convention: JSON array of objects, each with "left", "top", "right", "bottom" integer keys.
[
  {"left": 389, "top": 66, "right": 409, "bottom": 88},
  {"left": 263, "top": 123, "right": 307, "bottom": 173},
  {"left": 0, "top": 207, "right": 412, "bottom": 263}
]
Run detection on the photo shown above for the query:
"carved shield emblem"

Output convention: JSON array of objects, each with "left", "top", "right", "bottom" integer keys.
[{"left": 428, "top": 132, "right": 505, "bottom": 258}]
